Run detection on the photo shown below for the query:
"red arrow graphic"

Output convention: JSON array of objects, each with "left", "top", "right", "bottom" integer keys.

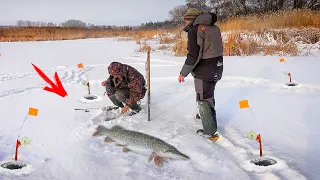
[{"left": 32, "top": 63, "right": 68, "bottom": 97}]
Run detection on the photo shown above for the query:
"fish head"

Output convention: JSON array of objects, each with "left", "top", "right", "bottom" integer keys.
[{"left": 92, "top": 125, "right": 110, "bottom": 136}]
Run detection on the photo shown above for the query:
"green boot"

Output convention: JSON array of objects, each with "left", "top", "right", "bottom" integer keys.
[
  {"left": 108, "top": 94, "right": 124, "bottom": 110},
  {"left": 128, "top": 102, "right": 142, "bottom": 116},
  {"left": 197, "top": 100, "right": 217, "bottom": 135}
]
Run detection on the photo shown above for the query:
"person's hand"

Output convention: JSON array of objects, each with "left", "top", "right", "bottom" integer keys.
[
  {"left": 178, "top": 75, "right": 185, "bottom": 83},
  {"left": 121, "top": 105, "right": 130, "bottom": 113},
  {"left": 101, "top": 80, "right": 107, "bottom": 86}
]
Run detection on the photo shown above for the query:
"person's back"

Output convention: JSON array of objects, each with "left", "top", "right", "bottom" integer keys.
[
  {"left": 123, "top": 64, "right": 146, "bottom": 89},
  {"left": 193, "top": 12, "right": 223, "bottom": 82},
  {"left": 194, "top": 12, "right": 223, "bottom": 60}
]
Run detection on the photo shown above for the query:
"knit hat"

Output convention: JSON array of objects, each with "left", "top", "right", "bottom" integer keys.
[{"left": 184, "top": 8, "right": 200, "bottom": 20}]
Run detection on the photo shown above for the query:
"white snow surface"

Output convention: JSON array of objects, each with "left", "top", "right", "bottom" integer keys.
[{"left": 0, "top": 38, "right": 319, "bottom": 180}]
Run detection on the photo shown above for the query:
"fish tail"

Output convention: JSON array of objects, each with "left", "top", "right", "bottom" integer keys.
[{"left": 92, "top": 125, "right": 108, "bottom": 136}]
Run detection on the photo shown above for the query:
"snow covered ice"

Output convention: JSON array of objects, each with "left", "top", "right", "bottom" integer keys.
[{"left": 0, "top": 38, "right": 319, "bottom": 180}]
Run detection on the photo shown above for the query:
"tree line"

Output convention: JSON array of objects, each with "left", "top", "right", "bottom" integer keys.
[
  {"left": 169, "top": 0, "right": 319, "bottom": 24},
  {"left": 14, "top": 19, "right": 177, "bottom": 30},
  {"left": 11, "top": 0, "right": 319, "bottom": 30}
]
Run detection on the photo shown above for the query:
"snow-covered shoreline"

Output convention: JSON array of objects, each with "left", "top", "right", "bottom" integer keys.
[{"left": 0, "top": 38, "right": 319, "bottom": 180}]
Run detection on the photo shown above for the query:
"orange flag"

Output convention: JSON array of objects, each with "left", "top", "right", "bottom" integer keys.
[
  {"left": 239, "top": 100, "right": 249, "bottom": 109},
  {"left": 28, "top": 108, "right": 38, "bottom": 116},
  {"left": 280, "top": 58, "right": 285, "bottom": 62},
  {"left": 78, "top": 63, "right": 83, "bottom": 68}
]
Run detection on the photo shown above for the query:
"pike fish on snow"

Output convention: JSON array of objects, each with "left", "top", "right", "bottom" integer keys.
[{"left": 92, "top": 125, "right": 190, "bottom": 168}]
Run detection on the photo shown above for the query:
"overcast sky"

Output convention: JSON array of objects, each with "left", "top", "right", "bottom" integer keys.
[{"left": 0, "top": 0, "right": 185, "bottom": 26}]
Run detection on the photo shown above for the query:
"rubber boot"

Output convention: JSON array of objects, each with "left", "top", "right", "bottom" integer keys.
[
  {"left": 108, "top": 94, "right": 124, "bottom": 110},
  {"left": 114, "top": 90, "right": 129, "bottom": 102},
  {"left": 211, "top": 107, "right": 217, "bottom": 133},
  {"left": 128, "top": 102, "right": 142, "bottom": 116},
  {"left": 197, "top": 100, "right": 217, "bottom": 135}
]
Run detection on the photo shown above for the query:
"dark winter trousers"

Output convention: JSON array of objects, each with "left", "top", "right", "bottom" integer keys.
[
  {"left": 194, "top": 78, "right": 218, "bottom": 135},
  {"left": 107, "top": 90, "right": 141, "bottom": 111}
]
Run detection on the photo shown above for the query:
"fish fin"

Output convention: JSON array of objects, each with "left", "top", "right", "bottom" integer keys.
[
  {"left": 154, "top": 156, "right": 164, "bottom": 168},
  {"left": 148, "top": 152, "right": 156, "bottom": 163},
  {"left": 104, "top": 137, "right": 115, "bottom": 142},
  {"left": 92, "top": 130, "right": 99, "bottom": 136},
  {"left": 111, "top": 125, "right": 125, "bottom": 130},
  {"left": 122, "top": 147, "right": 130, "bottom": 153},
  {"left": 92, "top": 125, "right": 104, "bottom": 136}
]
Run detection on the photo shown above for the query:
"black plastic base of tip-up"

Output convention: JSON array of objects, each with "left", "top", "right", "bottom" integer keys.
[
  {"left": 1, "top": 161, "right": 26, "bottom": 170},
  {"left": 286, "top": 82, "right": 299, "bottom": 87},
  {"left": 84, "top": 95, "right": 98, "bottom": 100},
  {"left": 251, "top": 157, "right": 277, "bottom": 167}
]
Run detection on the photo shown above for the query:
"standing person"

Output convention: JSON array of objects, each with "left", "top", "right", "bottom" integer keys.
[
  {"left": 178, "top": 8, "right": 224, "bottom": 139},
  {"left": 102, "top": 62, "right": 147, "bottom": 116}
]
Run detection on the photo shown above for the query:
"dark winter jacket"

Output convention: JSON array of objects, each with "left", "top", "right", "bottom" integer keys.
[
  {"left": 105, "top": 62, "right": 146, "bottom": 105},
  {"left": 180, "top": 12, "right": 223, "bottom": 82}
]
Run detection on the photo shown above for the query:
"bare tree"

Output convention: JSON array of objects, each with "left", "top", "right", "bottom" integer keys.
[
  {"left": 293, "top": 0, "right": 304, "bottom": 8},
  {"left": 61, "top": 19, "right": 87, "bottom": 27},
  {"left": 209, "top": 0, "right": 246, "bottom": 18},
  {"left": 168, "top": 4, "right": 189, "bottom": 25},
  {"left": 308, "top": 0, "right": 320, "bottom": 10},
  {"left": 16, "top": 20, "right": 51, "bottom": 27},
  {"left": 186, "top": 0, "right": 211, "bottom": 12},
  {"left": 16, "top": 20, "right": 24, "bottom": 27},
  {"left": 209, "top": 0, "right": 319, "bottom": 18},
  {"left": 292, "top": 0, "right": 319, "bottom": 9},
  {"left": 47, "top": 22, "right": 56, "bottom": 27}
]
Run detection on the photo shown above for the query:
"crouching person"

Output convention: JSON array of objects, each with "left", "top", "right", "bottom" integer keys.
[{"left": 101, "top": 62, "right": 147, "bottom": 116}]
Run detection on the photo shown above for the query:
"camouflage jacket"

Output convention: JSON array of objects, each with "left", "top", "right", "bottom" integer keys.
[{"left": 105, "top": 62, "right": 146, "bottom": 105}]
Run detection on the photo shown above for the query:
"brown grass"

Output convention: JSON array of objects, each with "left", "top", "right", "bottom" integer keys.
[
  {"left": 171, "top": 29, "right": 305, "bottom": 56},
  {"left": 222, "top": 32, "right": 298, "bottom": 56},
  {"left": 0, "top": 27, "right": 166, "bottom": 42},
  {"left": 157, "top": 45, "right": 172, "bottom": 51},
  {"left": 136, "top": 42, "right": 152, "bottom": 53},
  {"left": 158, "top": 34, "right": 175, "bottom": 44},
  {"left": 218, "top": 9, "right": 320, "bottom": 31},
  {"left": 172, "top": 31, "right": 188, "bottom": 56},
  {"left": 172, "top": 9, "right": 319, "bottom": 56}
]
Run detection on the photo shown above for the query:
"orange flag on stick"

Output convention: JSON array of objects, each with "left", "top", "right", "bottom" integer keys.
[
  {"left": 239, "top": 100, "right": 249, "bottom": 109},
  {"left": 280, "top": 58, "right": 285, "bottom": 62},
  {"left": 28, "top": 108, "right": 38, "bottom": 116},
  {"left": 78, "top": 63, "right": 84, "bottom": 68}
]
